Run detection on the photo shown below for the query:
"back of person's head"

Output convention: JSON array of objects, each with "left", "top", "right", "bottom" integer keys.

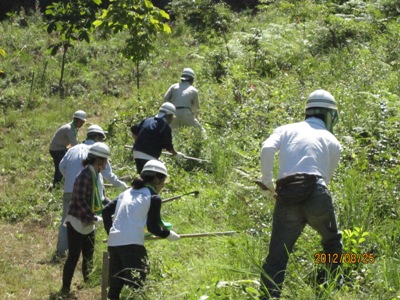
[
  {"left": 132, "top": 160, "right": 168, "bottom": 189},
  {"left": 305, "top": 89, "right": 339, "bottom": 133}
]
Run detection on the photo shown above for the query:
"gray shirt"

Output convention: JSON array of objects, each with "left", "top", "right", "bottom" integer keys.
[{"left": 49, "top": 122, "right": 78, "bottom": 151}]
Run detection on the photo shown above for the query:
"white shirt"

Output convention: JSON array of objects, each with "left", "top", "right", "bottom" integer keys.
[
  {"left": 108, "top": 188, "right": 151, "bottom": 247},
  {"left": 260, "top": 118, "right": 341, "bottom": 189},
  {"left": 59, "top": 140, "right": 128, "bottom": 193},
  {"left": 64, "top": 215, "right": 95, "bottom": 235}
]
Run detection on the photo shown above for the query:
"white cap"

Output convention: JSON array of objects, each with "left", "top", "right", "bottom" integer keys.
[
  {"left": 181, "top": 68, "right": 195, "bottom": 81},
  {"left": 73, "top": 110, "right": 87, "bottom": 121},
  {"left": 142, "top": 160, "right": 168, "bottom": 176},
  {"left": 88, "top": 142, "right": 110, "bottom": 159},
  {"left": 155, "top": 102, "right": 176, "bottom": 119},
  {"left": 87, "top": 125, "right": 106, "bottom": 140},
  {"left": 306, "top": 89, "right": 337, "bottom": 110}
]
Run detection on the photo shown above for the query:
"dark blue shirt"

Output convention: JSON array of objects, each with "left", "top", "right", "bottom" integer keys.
[{"left": 131, "top": 117, "right": 174, "bottom": 158}]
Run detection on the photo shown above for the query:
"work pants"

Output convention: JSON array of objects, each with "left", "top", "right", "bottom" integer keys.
[
  {"left": 134, "top": 158, "right": 149, "bottom": 175},
  {"left": 107, "top": 244, "right": 148, "bottom": 300},
  {"left": 50, "top": 149, "right": 66, "bottom": 187},
  {"left": 62, "top": 222, "right": 95, "bottom": 290},
  {"left": 260, "top": 184, "right": 342, "bottom": 298}
]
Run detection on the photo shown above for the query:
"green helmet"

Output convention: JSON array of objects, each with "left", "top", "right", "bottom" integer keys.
[{"left": 305, "top": 89, "right": 338, "bottom": 133}]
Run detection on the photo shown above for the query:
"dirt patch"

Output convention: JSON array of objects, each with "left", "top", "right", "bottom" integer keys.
[{"left": 0, "top": 221, "right": 100, "bottom": 300}]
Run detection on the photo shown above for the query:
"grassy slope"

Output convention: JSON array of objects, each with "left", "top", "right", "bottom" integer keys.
[{"left": 1, "top": 1, "right": 400, "bottom": 299}]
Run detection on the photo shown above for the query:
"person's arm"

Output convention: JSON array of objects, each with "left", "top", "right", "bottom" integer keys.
[
  {"left": 192, "top": 90, "right": 200, "bottom": 116},
  {"left": 326, "top": 141, "right": 342, "bottom": 184},
  {"left": 102, "top": 198, "right": 117, "bottom": 235},
  {"left": 101, "top": 162, "right": 128, "bottom": 190},
  {"left": 147, "top": 195, "right": 170, "bottom": 238},
  {"left": 67, "top": 126, "right": 79, "bottom": 146},
  {"left": 59, "top": 151, "right": 69, "bottom": 177},
  {"left": 162, "top": 127, "right": 182, "bottom": 158},
  {"left": 260, "top": 129, "right": 281, "bottom": 191},
  {"left": 163, "top": 85, "right": 173, "bottom": 102},
  {"left": 130, "top": 119, "right": 144, "bottom": 141}
]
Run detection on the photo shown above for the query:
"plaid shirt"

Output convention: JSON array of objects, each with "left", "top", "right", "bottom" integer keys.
[{"left": 67, "top": 166, "right": 96, "bottom": 224}]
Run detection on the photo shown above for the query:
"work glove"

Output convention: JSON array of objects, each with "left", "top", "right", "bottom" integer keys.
[
  {"left": 260, "top": 189, "right": 276, "bottom": 198},
  {"left": 255, "top": 180, "right": 276, "bottom": 198},
  {"left": 174, "top": 152, "right": 184, "bottom": 160},
  {"left": 167, "top": 230, "right": 180, "bottom": 242}
]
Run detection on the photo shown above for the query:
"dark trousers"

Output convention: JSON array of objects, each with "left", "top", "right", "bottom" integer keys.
[
  {"left": 107, "top": 244, "right": 148, "bottom": 300},
  {"left": 62, "top": 222, "right": 95, "bottom": 290},
  {"left": 134, "top": 158, "right": 149, "bottom": 174},
  {"left": 50, "top": 149, "right": 66, "bottom": 187},
  {"left": 260, "top": 184, "right": 342, "bottom": 298}
]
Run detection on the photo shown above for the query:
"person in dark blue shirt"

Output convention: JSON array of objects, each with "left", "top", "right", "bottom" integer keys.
[{"left": 130, "top": 103, "right": 183, "bottom": 173}]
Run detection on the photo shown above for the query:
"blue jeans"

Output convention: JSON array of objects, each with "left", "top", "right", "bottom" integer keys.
[
  {"left": 56, "top": 193, "right": 72, "bottom": 255},
  {"left": 260, "top": 184, "right": 342, "bottom": 298}
]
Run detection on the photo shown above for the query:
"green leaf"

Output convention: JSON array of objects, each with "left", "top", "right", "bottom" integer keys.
[
  {"left": 144, "top": 0, "right": 153, "bottom": 8},
  {"left": 79, "top": 31, "right": 90, "bottom": 43},
  {"left": 93, "top": 0, "right": 102, "bottom": 5},
  {"left": 160, "top": 10, "right": 169, "bottom": 19},
  {"left": 47, "top": 23, "right": 55, "bottom": 34},
  {"left": 0, "top": 48, "right": 5, "bottom": 57},
  {"left": 163, "top": 23, "right": 171, "bottom": 34},
  {"left": 49, "top": 45, "right": 59, "bottom": 56},
  {"left": 93, "top": 20, "right": 103, "bottom": 27}
]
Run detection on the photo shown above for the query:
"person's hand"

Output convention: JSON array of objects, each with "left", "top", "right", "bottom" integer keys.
[
  {"left": 255, "top": 180, "right": 276, "bottom": 199},
  {"left": 174, "top": 152, "right": 184, "bottom": 160},
  {"left": 167, "top": 230, "right": 180, "bottom": 242},
  {"left": 260, "top": 189, "right": 276, "bottom": 199}
]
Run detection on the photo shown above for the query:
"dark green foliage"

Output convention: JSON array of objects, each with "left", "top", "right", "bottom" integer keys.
[
  {"left": 44, "top": 0, "right": 101, "bottom": 91},
  {"left": 169, "top": 0, "right": 235, "bottom": 42},
  {"left": 94, "top": 0, "right": 171, "bottom": 89}
]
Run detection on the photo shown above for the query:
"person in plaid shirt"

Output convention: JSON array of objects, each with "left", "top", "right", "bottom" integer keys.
[{"left": 60, "top": 142, "right": 111, "bottom": 296}]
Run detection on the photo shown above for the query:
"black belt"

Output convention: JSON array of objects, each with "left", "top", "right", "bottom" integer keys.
[
  {"left": 276, "top": 173, "right": 321, "bottom": 189},
  {"left": 176, "top": 106, "right": 190, "bottom": 109}
]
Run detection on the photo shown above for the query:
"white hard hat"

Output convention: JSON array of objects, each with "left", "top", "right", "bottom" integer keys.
[
  {"left": 87, "top": 125, "right": 106, "bottom": 139},
  {"left": 142, "top": 160, "right": 168, "bottom": 177},
  {"left": 181, "top": 68, "right": 195, "bottom": 80},
  {"left": 73, "top": 110, "right": 87, "bottom": 121},
  {"left": 156, "top": 102, "right": 176, "bottom": 118},
  {"left": 88, "top": 142, "right": 110, "bottom": 159},
  {"left": 305, "top": 89, "right": 337, "bottom": 110}
]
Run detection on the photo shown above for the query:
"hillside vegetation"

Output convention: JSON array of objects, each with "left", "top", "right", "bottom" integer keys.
[{"left": 0, "top": 0, "right": 399, "bottom": 299}]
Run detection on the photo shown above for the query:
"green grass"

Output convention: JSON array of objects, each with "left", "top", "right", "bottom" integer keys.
[{"left": 1, "top": 1, "right": 400, "bottom": 299}]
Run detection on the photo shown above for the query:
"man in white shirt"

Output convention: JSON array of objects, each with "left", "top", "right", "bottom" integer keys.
[
  {"left": 258, "top": 89, "right": 342, "bottom": 299},
  {"left": 55, "top": 125, "right": 128, "bottom": 258}
]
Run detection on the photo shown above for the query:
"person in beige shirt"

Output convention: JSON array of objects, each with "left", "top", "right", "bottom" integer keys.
[{"left": 164, "top": 68, "right": 205, "bottom": 134}]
